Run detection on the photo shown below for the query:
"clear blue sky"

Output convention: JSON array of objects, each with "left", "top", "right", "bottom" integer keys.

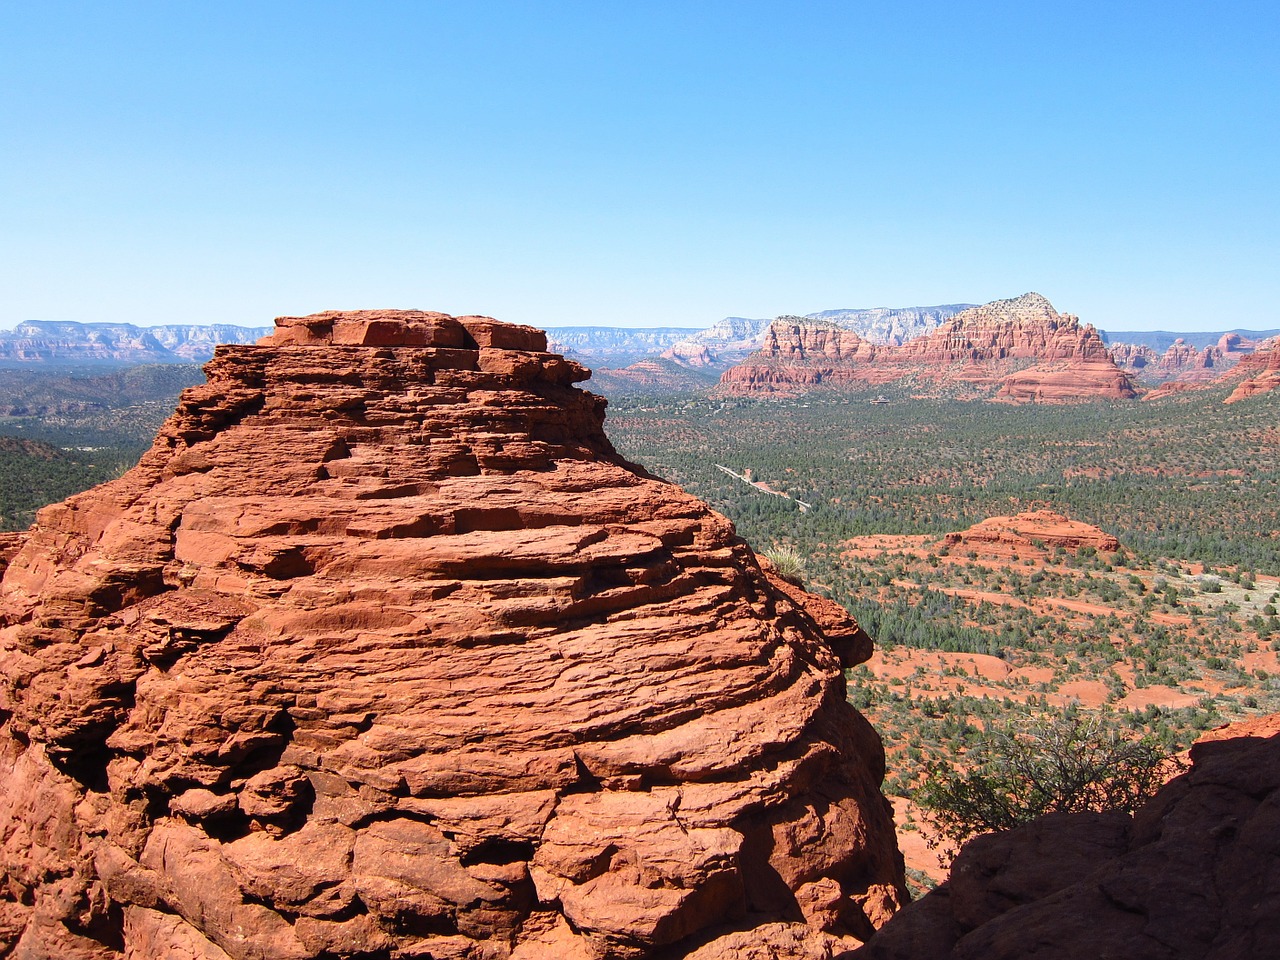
[{"left": 2, "top": 1, "right": 1276, "bottom": 331}]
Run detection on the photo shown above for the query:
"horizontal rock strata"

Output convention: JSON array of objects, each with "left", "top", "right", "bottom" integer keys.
[
  {"left": 720, "top": 294, "right": 1138, "bottom": 402},
  {"left": 941, "top": 511, "right": 1120, "bottom": 560},
  {"left": 0, "top": 310, "right": 905, "bottom": 959}
]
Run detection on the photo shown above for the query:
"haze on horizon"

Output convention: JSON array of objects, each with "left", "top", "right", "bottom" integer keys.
[{"left": 1, "top": 2, "right": 1276, "bottom": 334}]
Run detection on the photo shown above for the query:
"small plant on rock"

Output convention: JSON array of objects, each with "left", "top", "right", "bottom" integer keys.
[{"left": 764, "top": 545, "right": 807, "bottom": 585}]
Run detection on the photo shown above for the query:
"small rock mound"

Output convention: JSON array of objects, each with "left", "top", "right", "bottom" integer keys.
[
  {"left": 0, "top": 310, "right": 905, "bottom": 959},
  {"left": 942, "top": 511, "right": 1120, "bottom": 560}
]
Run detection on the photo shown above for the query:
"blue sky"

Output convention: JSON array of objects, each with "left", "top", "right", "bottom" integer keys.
[{"left": 2, "top": 2, "right": 1276, "bottom": 331}]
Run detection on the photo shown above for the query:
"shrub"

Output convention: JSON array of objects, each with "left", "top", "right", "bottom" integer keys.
[
  {"left": 763, "top": 545, "right": 806, "bottom": 585},
  {"left": 916, "top": 712, "right": 1176, "bottom": 859}
]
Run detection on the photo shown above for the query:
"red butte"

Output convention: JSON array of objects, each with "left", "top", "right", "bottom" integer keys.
[{"left": 0, "top": 310, "right": 904, "bottom": 960}]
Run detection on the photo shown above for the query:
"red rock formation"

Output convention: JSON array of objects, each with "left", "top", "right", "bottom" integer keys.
[
  {"left": 0, "top": 532, "right": 26, "bottom": 580},
  {"left": 1224, "top": 338, "right": 1280, "bottom": 403},
  {"left": 897, "top": 293, "right": 1112, "bottom": 365},
  {"left": 995, "top": 359, "right": 1137, "bottom": 402},
  {"left": 1114, "top": 338, "right": 1250, "bottom": 399},
  {"left": 1142, "top": 379, "right": 1205, "bottom": 402},
  {"left": 0, "top": 310, "right": 905, "bottom": 959},
  {"left": 719, "top": 295, "right": 1138, "bottom": 402},
  {"left": 851, "top": 714, "right": 1280, "bottom": 960},
  {"left": 1217, "top": 331, "right": 1261, "bottom": 355},
  {"left": 1156, "top": 338, "right": 1206, "bottom": 374},
  {"left": 941, "top": 511, "right": 1119, "bottom": 561},
  {"left": 718, "top": 321, "right": 889, "bottom": 394},
  {"left": 1107, "top": 341, "right": 1157, "bottom": 373},
  {"left": 659, "top": 342, "right": 716, "bottom": 367}
]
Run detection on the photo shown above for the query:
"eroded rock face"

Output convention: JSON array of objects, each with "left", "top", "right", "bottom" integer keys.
[
  {"left": 718, "top": 321, "right": 889, "bottom": 394},
  {"left": 1224, "top": 338, "right": 1280, "bottom": 403},
  {"left": 850, "top": 715, "right": 1280, "bottom": 960},
  {"left": 0, "top": 310, "right": 905, "bottom": 959},
  {"left": 719, "top": 295, "right": 1138, "bottom": 401},
  {"left": 994, "top": 358, "right": 1137, "bottom": 402},
  {"left": 1108, "top": 341, "right": 1157, "bottom": 373}
]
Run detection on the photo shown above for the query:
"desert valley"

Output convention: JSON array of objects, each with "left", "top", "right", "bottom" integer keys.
[{"left": 0, "top": 297, "right": 1276, "bottom": 958}]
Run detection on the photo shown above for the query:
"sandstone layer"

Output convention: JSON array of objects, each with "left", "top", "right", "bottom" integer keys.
[
  {"left": 0, "top": 310, "right": 905, "bottom": 959},
  {"left": 994, "top": 359, "right": 1137, "bottom": 402},
  {"left": 719, "top": 294, "right": 1138, "bottom": 402},
  {"left": 851, "top": 714, "right": 1280, "bottom": 960},
  {"left": 940, "top": 511, "right": 1119, "bottom": 562},
  {"left": 717, "top": 321, "right": 891, "bottom": 394}
]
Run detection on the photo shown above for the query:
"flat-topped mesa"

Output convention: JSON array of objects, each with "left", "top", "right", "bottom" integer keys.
[{"left": 0, "top": 310, "right": 905, "bottom": 959}]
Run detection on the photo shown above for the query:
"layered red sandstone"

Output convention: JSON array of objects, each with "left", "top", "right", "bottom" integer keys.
[
  {"left": 0, "top": 310, "right": 905, "bottom": 959},
  {"left": 718, "top": 322, "right": 892, "bottom": 394},
  {"left": 719, "top": 294, "right": 1138, "bottom": 401},
  {"left": 941, "top": 511, "right": 1120, "bottom": 561}
]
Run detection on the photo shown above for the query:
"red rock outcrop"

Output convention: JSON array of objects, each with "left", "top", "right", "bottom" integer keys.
[
  {"left": 1224, "top": 338, "right": 1280, "bottom": 403},
  {"left": 719, "top": 295, "right": 1138, "bottom": 402},
  {"left": 0, "top": 532, "right": 27, "bottom": 579},
  {"left": 1114, "top": 338, "right": 1253, "bottom": 399},
  {"left": 897, "top": 293, "right": 1112, "bottom": 365},
  {"left": 0, "top": 310, "right": 905, "bottom": 959},
  {"left": 994, "top": 359, "right": 1137, "bottom": 402},
  {"left": 941, "top": 511, "right": 1120, "bottom": 561},
  {"left": 718, "top": 321, "right": 890, "bottom": 395},
  {"left": 1107, "top": 341, "right": 1157, "bottom": 373},
  {"left": 850, "top": 714, "right": 1280, "bottom": 959},
  {"left": 1158, "top": 339, "right": 1210, "bottom": 375}
]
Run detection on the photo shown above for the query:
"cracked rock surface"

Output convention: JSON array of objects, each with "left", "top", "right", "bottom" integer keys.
[{"left": 0, "top": 310, "right": 905, "bottom": 959}]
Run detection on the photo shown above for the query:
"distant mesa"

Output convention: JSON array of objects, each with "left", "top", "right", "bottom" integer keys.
[
  {"left": 719, "top": 293, "right": 1139, "bottom": 402},
  {"left": 545, "top": 325, "right": 701, "bottom": 369},
  {"left": 942, "top": 511, "right": 1121, "bottom": 561},
  {"left": 0, "top": 309, "right": 906, "bottom": 958},
  {"left": 574, "top": 305, "right": 974, "bottom": 385},
  {"left": 0, "top": 319, "right": 272, "bottom": 366}
]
